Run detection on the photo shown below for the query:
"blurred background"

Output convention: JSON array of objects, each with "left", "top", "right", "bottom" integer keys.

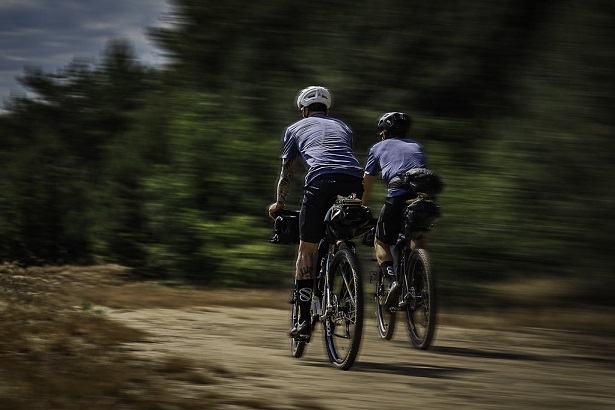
[{"left": 0, "top": 0, "right": 613, "bottom": 313}]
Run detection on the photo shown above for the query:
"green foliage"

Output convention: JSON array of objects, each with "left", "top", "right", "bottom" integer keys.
[
  {"left": 0, "top": 130, "right": 89, "bottom": 263},
  {"left": 193, "top": 215, "right": 293, "bottom": 287},
  {"left": 0, "top": 0, "right": 613, "bottom": 296},
  {"left": 0, "top": 40, "right": 154, "bottom": 264},
  {"left": 123, "top": 89, "right": 286, "bottom": 284}
]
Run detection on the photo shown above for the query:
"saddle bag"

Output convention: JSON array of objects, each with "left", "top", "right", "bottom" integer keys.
[
  {"left": 404, "top": 197, "right": 441, "bottom": 239},
  {"left": 325, "top": 196, "right": 375, "bottom": 242},
  {"left": 388, "top": 168, "right": 444, "bottom": 197}
]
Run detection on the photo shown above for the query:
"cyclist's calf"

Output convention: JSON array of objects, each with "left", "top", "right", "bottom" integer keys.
[{"left": 296, "top": 240, "right": 319, "bottom": 280}]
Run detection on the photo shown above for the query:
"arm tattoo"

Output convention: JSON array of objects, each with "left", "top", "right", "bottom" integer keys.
[
  {"left": 276, "top": 159, "right": 296, "bottom": 204},
  {"left": 299, "top": 265, "right": 314, "bottom": 280}
]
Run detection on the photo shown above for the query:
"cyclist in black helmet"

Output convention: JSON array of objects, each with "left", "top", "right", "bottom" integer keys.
[
  {"left": 362, "top": 112, "right": 430, "bottom": 308},
  {"left": 268, "top": 86, "right": 364, "bottom": 338}
]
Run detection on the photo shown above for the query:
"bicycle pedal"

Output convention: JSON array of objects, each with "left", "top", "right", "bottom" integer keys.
[{"left": 398, "top": 292, "right": 412, "bottom": 309}]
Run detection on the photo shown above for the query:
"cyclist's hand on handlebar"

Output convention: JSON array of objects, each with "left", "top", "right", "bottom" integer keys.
[{"left": 268, "top": 202, "right": 284, "bottom": 219}]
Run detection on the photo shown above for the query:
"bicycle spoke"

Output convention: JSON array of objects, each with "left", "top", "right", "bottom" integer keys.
[
  {"left": 340, "top": 264, "right": 356, "bottom": 306},
  {"left": 404, "top": 249, "right": 436, "bottom": 350},
  {"left": 324, "top": 248, "right": 364, "bottom": 370}
]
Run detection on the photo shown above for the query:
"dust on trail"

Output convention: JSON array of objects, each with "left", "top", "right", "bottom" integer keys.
[
  {"left": 2, "top": 263, "right": 613, "bottom": 409},
  {"left": 110, "top": 306, "right": 615, "bottom": 410}
]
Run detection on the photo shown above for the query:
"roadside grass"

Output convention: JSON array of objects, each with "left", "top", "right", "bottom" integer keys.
[
  {"left": 454, "top": 276, "right": 615, "bottom": 334},
  {"left": 0, "top": 263, "right": 281, "bottom": 409}
]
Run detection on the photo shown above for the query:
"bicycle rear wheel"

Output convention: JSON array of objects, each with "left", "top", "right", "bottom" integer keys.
[
  {"left": 290, "top": 290, "right": 307, "bottom": 358},
  {"left": 374, "top": 267, "right": 396, "bottom": 340},
  {"left": 404, "top": 248, "right": 436, "bottom": 350},
  {"left": 324, "top": 247, "right": 364, "bottom": 370}
]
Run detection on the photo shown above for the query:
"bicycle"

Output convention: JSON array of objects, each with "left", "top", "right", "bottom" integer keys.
[
  {"left": 272, "top": 195, "right": 374, "bottom": 370},
  {"left": 371, "top": 190, "right": 441, "bottom": 350}
]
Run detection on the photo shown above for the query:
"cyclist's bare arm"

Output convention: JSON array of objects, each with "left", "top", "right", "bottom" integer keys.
[
  {"left": 362, "top": 173, "right": 376, "bottom": 205},
  {"left": 268, "top": 158, "right": 297, "bottom": 218}
]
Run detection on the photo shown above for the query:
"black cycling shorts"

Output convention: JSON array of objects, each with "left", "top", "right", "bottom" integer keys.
[
  {"left": 300, "top": 174, "right": 364, "bottom": 243},
  {"left": 375, "top": 193, "right": 415, "bottom": 245}
]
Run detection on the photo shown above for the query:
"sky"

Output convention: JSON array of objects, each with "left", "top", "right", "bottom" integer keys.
[{"left": 0, "top": 0, "right": 172, "bottom": 107}]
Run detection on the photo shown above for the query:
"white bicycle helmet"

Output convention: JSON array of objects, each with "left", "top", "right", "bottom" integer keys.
[{"left": 296, "top": 86, "right": 332, "bottom": 109}]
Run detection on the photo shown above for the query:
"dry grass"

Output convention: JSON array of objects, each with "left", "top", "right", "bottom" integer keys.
[
  {"left": 0, "top": 263, "right": 286, "bottom": 409},
  {"left": 435, "top": 275, "right": 615, "bottom": 335}
]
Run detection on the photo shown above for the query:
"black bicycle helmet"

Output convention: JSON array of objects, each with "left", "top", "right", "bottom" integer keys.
[{"left": 377, "top": 112, "right": 411, "bottom": 137}]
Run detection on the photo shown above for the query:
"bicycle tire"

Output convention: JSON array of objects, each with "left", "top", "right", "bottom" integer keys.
[
  {"left": 289, "top": 290, "right": 307, "bottom": 358},
  {"left": 323, "top": 247, "right": 364, "bottom": 370},
  {"left": 404, "top": 248, "right": 436, "bottom": 350},
  {"left": 374, "top": 268, "right": 396, "bottom": 340}
]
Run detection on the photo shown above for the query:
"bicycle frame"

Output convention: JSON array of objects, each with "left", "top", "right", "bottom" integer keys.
[
  {"left": 287, "top": 195, "right": 372, "bottom": 369},
  {"left": 389, "top": 234, "right": 410, "bottom": 310},
  {"left": 311, "top": 240, "right": 338, "bottom": 324}
]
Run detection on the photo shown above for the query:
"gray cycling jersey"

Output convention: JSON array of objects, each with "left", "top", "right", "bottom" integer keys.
[
  {"left": 282, "top": 114, "right": 363, "bottom": 186},
  {"left": 365, "top": 137, "right": 428, "bottom": 197}
]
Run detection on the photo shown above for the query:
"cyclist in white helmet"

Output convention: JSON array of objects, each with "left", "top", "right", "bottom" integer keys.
[{"left": 268, "top": 86, "right": 364, "bottom": 338}]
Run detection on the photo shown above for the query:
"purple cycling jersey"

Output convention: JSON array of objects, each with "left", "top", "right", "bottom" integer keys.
[
  {"left": 365, "top": 137, "right": 428, "bottom": 197},
  {"left": 282, "top": 114, "right": 363, "bottom": 186}
]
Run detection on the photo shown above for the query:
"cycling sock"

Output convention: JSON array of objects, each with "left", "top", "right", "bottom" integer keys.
[
  {"left": 295, "top": 279, "right": 313, "bottom": 323},
  {"left": 380, "top": 261, "right": 395, "bottom": 283}
]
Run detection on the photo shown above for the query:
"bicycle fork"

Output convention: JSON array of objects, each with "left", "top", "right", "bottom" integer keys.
[
  {"left": 398, "top": 249, "right": 419, "bottom": 310},
  {"left": 312, "top": 271, "right": 336, "bottom": 338},
  {"left": 389, "top": 246, "right": 415, "bottom": 311},
  {"left": 312, "top": 250, "right": 332, "bottom": 324}
]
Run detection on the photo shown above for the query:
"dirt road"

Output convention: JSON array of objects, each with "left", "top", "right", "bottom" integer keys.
[{"left": 110, "top": 306, "right": 615, "bottom": 409}]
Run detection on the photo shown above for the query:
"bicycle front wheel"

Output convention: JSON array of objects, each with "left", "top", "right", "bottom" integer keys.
[
  {"left": 374, "top": 267, "right": 396, "bottom": 340},
  {"left": 404, "top": 248, "right": 436, "bottom": 350},
  {"left": 323, "top": 247, "right": 364, "bottom": 370}
]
